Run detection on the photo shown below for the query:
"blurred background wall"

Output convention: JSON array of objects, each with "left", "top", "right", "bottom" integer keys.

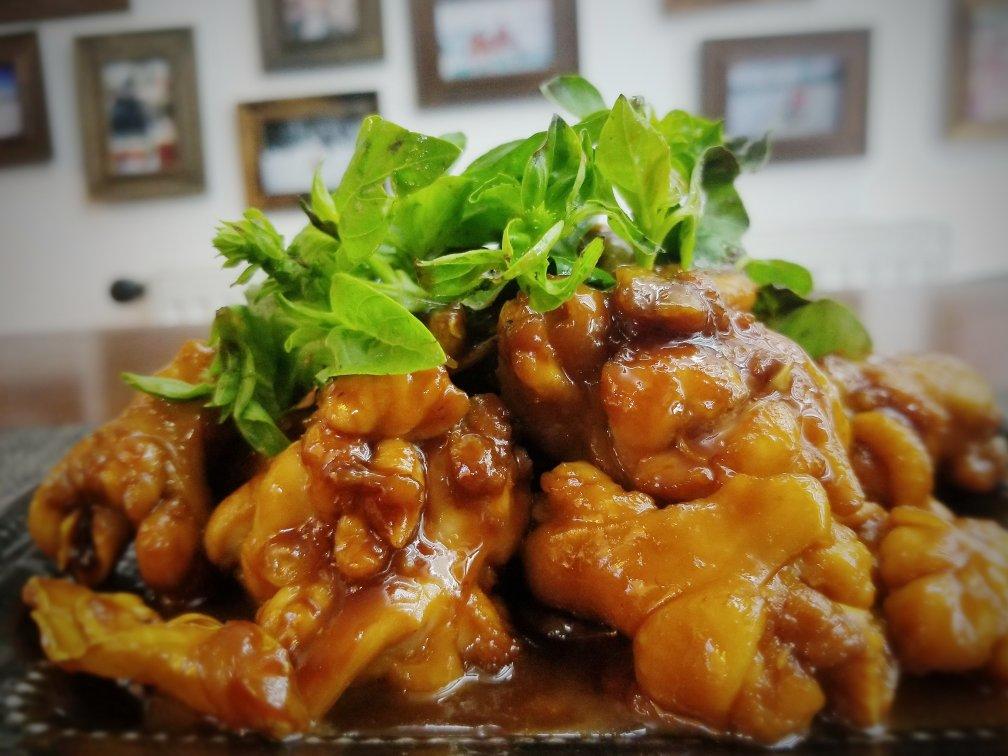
[{"left": 0, "top": 0, "right": 1005, "bottom": 338}]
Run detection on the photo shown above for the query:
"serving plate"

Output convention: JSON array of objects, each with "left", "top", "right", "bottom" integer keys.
[{"left": 2, "top": 484, "right": 1007, "bottom": 755}]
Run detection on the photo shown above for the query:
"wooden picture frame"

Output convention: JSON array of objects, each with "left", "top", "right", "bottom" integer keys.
[
  {"left": 702, "top": 29, "right": 870, "bottom": 162},
  {"left": 256, "top": 0, "right": 383, "bottom": 71},
  {"left": 0, "top": 0, "right": 128, "bottom": 24},
  {"left": 948, "top": 0, "right": 1008, "bottom": 139},
  {"left": 75, "top": 28, "right": 205, "bottom": 201},
  {"left": 411, "top": 0, "right": 578, "bottom": 107},
  {"left": 0, "top": 32, "right": 52, "bottom": 167},
  {"left": 238, "top": 91, "right": 378, "bottom": 210}
]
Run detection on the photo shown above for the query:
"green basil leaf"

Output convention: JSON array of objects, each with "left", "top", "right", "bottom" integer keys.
[
  {"left": 322, "top": 273, "right": 446, "bottom": 377},
  {"left": 552, "top": 248, "right": 616, "bottom": 288},
  {"left": 121, "top": 374, "right": 213, "bottom": 401},
  {"left": 540, "top": 116, "right": 586, "bottom": 212},
  {"left": 309, "top": 168, "right": 339, "bottom": 228},
  {"left": 767, "top": 299, "right": 873, "bottom": 360},
  {"left": 572, "top": 109, "right": 609, "bottom": 144},
  {"left": 333, "top": 116, "right": 461, "bottom": 270},
  {"left": 657, "top": 109, "right": 724, "bottom": 178},
  {"left": 540, "top": 74, "right": 607, "bottom": 119},
  {"left": 754, "top": 288, "right": 871, "bottom": 360},
  {"left": 521, "top": 143, "right": 549, "bottom": 210},
  {"left": 688, "top": 145, "right": 749, "bottom": 268},
  {"left": 603, "top": 204, "right": 660, "bottom": 268},
  {"left": 417, "top": 248, "right": 506, "bottom": 297},
  {"left": 387, "top": 175, "right": 472, "bottom": 261},
  {"left": 744, "top": 259, "right": 814, "bottom": 297},
  {"left": 526, "top": 237, "right": 606, "bottom": 312},
  {"left": 231, "top": 398, "right": 293, "bottom": 457},
  {"left": 463, "top": 132, "right": 544, "bottom": 181},
  {"left": 439, "top": 131, "right": 467, "bottom": 150},
  {"left": 727, "top": 133, "right": 771, "bottom": 172},
  {"left": 214, "top": 210, "right": 299, "bottom": 290},
  {"left": 597, "top": 96, "right": 676, "bottom": 244},
  {"left": 204, "top": 304, "right": 304, "bottom": 456},
  {"left": 504, "top": 220, "right": 564, "bottom": 283},
  {"left": 454, "top": 175, "right": 523, "bottom": 243}
]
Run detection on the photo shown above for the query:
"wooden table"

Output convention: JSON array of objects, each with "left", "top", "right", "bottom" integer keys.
[{"left": 0, "top": 324, "right": 206, "bottom": 428}]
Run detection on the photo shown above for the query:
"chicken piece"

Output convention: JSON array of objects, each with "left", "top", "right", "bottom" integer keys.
[
  {"left": 22, "top": 576, "right": 308, "bottom": 737},
  {"left": 27, "top": 341, "right": 219, "bottom": 593},
  {"left": 824, "top": 353, "right": 1007, "bottom": 498},
  {"left": 498, "top": 266, "right": 879, "bottom": 533},
  {"left": 706, "top": 268, "right": 759, "bottom": 312},
  {"left": 204, "top": 368, "right": 531, "bottom": 722},
  {"left": 877, "top": 500, "right": 1008, "bottom": 680},
  {"left": 525, "top": 463, "right": 895, "bottom": 743},
  {"left": 823, "top": 352, "right": 1008, "bottom": 680}
]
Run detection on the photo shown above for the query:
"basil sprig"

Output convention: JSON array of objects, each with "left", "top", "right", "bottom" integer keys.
[{"left": 126, "top": 76, "right": 869, "bottom": 455}]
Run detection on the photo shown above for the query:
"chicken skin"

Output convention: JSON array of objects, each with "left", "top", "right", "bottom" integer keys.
[
  {"left": 502, "top": 265, "right": 1008, "bottom": 733},
  {"left": 878, "top": 500, "right": 1008, "bottom": 680},
  {"left": 27, "top": 341, "right": 218, "bottom": 593},
  {"left": 204, "top": 368, "right": 531, "bottom": 720},
  {"left": 525, "top": 463, "right": 895, "bottom": 743},
  {"left": 22, "top": 576, "right": 308, "bottom": 736},
  {"left": 498, "top": 266, "right": 880, "bottom": 533},
  {"left": 822, "top": 354, "right": 1008, "bottom": 679},
  {"left": 25, "top": 368, "right": 531, "bottom": 735},
  {"left": 823, "top": 353, "right": 1007, "bottom": 500}
]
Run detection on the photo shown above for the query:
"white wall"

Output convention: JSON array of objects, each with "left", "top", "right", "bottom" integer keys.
[{"left": 0, "top": 0, "right": 1006, "bottom": 336}]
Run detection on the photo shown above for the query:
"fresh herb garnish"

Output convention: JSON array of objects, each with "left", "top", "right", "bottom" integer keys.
[
  {"left": 752, "top": 284, "right": 872, "bottom": 360},
  {"left": 125, "top": 75, "right": 870, "bottom": 455}
]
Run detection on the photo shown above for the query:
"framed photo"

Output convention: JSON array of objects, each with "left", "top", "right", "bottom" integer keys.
[
  {"left": 238, "top": 91, "right": 377, "bottom": 209},
  {"left": 702, "top": 30, "right": 870, "bottom": 161},
  {"left": 0, "top": 32, "right": 51, "bottom": 167},
  {"left": 256, "top": 0, "right": 383, "bottom": 70},
  {"left": 411, "top": 0, "right": 578, "bottom": 106},
  {"left": 949, "top": 0, "right": 1008, "bottom": 139},
  {"left": 0, "top": 0, "right": 127, "bottom": 24},
  {"left": 75, "top": 28, "right": 205, "bottom": 200}
]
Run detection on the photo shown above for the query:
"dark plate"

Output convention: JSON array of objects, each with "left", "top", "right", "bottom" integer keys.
[{"left": 2, "top": 487, "right": 1008, "bottom": 755}]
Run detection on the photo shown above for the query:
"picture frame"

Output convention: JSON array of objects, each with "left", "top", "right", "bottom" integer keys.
[
  {"left": 411, "top": 0, "right": 579, "bottom": 107},
  {"left": 0, "top": 32, "right": 52, "bottom": 167},
  {"left": 256, "top": 0, "right": 384, "bottom": 71},
  {"left": 948, "top": 0, "right": 1008, "bottom": 139},
  {"left": 701, "top": 29, "right": 870, "bottom": 162},
  {"left": 0, "top": 0, "right": 128, "bottom": 24},
  {"left": 238, "top": 91, "right": 378, "bottom": 210},
  {"left": 75, "top": 28, "right": 205, "bottom": 201}
]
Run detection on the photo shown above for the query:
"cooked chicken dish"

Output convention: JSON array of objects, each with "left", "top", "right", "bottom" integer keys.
[{"left": 18, "top": 78, "right": 1008, "bottom": 746}]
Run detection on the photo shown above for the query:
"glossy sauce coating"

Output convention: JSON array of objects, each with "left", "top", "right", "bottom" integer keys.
[
  {"left": 19, "top": 268, "right": 1008, "bottom": 744},
  {"left": 824, "top": 353, "right": 1008, "bottom": 499},
  {"left": 502, "top": 266, "right": 1008, "bottom": 741},
  {"left": 498, "top": 267, "right": 880, "bottom": 532},
  {"left": 27, "top": 341, "right": 217, "bottom": 593},
  {"left": 525, "top": 463, "right": 893, "bottom": 743}
]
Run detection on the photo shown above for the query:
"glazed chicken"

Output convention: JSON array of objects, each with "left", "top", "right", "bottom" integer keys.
[
  {"left": 18, "top": 263, "right": 1008, "bottom": 742},
  {"left": 498, "top": 267, "right": 880, "bottom": 534},
  {"left": 823, "top": 353, "right": 1008, "bottom": 502},
  {"left": 878, "top": 500, "right": 1008, "bottom": 680},
  {"left": 525, "top": 462, "right": 894, "bottom": 743},
  {"left": 27, "top": 341, "right": 219, "bottom": 593},
  {"left": 504, "top": 266, "right": 1008, "bottom": 739},
  {"left": 823, "top": 353, "right": 1008, "bottom": 679},
  {"left": 205, "top": 368, "right": 531, "bottom": 718},
  {"left": 22, "top": 576, "right": 308, "bottom": 734},
  {"left": 25, "top": 367, "right": 532, "bottom": 734}
]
